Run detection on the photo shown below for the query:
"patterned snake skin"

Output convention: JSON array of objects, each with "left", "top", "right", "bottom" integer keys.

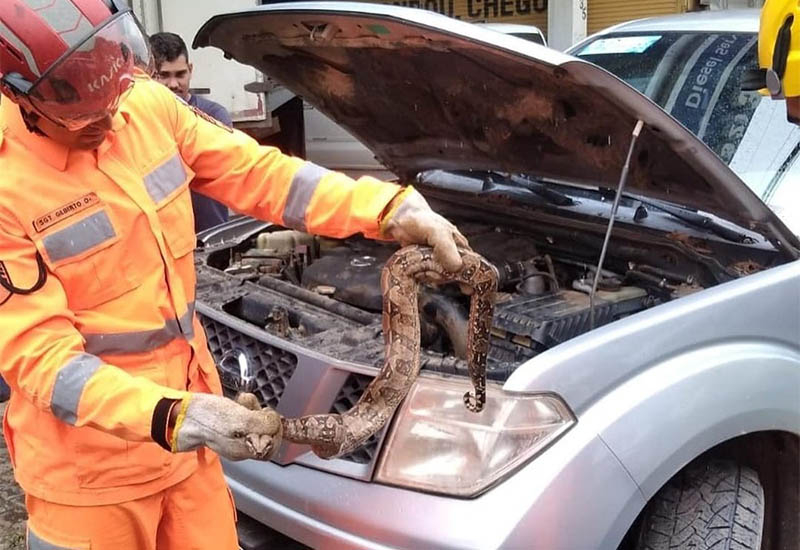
[{"left": 280, "top": 245, "right": 498, "bottom": 459}]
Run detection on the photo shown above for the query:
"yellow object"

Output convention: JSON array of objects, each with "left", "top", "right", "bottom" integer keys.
[
  {"left": 0, "top": 75, "right": 402, "bottom": 506},
  {"left": 379, "top": 185, "right": 416, "bottom": 236},
  {"left": 758, "top": 0, "right": 800, "bottom": 98},
  {"left": 169, "top": 396, "right": 191, "bottom": 453}
]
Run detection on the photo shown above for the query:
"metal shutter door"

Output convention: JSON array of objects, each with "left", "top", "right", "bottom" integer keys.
[{"left": 588, "top": 0, "right": 686, "bottom": 35}]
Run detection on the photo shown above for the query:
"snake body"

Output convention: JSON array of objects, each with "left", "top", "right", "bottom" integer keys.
[{"left": 280, "top": 245, "right": 498, "bottom": 459}]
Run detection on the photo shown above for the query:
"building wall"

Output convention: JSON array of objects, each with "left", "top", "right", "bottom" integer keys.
[
  {"left": 363, "top": 0, "right": 701, "bottom": 40},
  {"left": 132, "top": 0, "right": 760, "bottom": 46}
]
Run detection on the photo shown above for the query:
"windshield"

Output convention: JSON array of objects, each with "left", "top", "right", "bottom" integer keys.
[{"left": 573, "top": 31, "right": 800, "bottom": 235}]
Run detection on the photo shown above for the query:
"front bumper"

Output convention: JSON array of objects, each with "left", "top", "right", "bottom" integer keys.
[{"left": 224, "top": 421, "right": 646, "bottom": 550}]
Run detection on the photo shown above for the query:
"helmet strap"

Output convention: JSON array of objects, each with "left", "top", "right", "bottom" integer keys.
[
  {"left": 0, "top": 73, "right": 32, "bottom": 97},
  {"left": 20, "top": 108, "right": 46, "bottom": 136}
]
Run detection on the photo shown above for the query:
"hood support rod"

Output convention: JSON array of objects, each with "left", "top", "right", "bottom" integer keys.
[{"left": 590, "top": 119, "right": 644, "bottom": 330}]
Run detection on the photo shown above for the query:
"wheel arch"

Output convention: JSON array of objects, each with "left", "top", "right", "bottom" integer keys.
[
  {"left": 580, "top": 341, "right": 800, "bottom": 548},
  {"left": 617, "top": 431, "right": 799, "bottom": 550}
]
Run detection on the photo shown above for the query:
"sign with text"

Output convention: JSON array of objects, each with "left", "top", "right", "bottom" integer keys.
[
  {"left": 669, "top": 34, "right": 752, "bottom": 137},
  {"left": 371, "top": 0, "right": 548, "bottom": 32}
]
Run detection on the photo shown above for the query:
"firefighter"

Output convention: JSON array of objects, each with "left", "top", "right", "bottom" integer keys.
[
  {"left": 0, "top": 1, "right": 467, "bottom": 548},
  {"left": 750, "top": 0, "right": 800, "bottom": 122}
]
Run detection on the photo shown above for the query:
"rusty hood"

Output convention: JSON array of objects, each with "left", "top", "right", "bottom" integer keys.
[{"left": 194, "top": 2, "right": 799, "bottom": 252}]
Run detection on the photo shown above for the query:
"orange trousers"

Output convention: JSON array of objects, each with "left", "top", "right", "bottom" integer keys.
[{"left": 24, "top": 450, "right": 238, "bottom": 550}]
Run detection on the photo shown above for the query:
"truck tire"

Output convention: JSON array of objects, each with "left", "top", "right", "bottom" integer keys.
[{"left": 635, "top": 458, "right": 764, "bottom": 550}]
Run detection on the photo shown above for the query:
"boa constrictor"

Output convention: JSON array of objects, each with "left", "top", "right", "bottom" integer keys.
[{"left": 280, "top": 245, "right": 498, "bottom": 459}]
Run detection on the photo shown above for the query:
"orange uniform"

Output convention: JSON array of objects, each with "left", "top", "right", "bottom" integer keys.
[{"left": 0, "top": 75, "right": 402, "bottom": 510}]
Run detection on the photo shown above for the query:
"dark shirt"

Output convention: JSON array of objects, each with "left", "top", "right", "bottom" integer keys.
[{"left": 188, "top": 94, "right": 233, "bottom": 233}]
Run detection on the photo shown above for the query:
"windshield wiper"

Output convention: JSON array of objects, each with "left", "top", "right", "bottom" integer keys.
[
  {"left": 417, "top": 170, "right": 575, "bottom": 207},
  {"left": 617, "top": 192, "right": 752, "bottom": 243},
  {"left": 487, "top": 171, "right": 575, "bottom": 206}
]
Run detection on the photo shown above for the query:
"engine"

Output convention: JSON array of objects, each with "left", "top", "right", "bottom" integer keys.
[{"left": 201, "top": 225, "right": 658, "bottom": 376}]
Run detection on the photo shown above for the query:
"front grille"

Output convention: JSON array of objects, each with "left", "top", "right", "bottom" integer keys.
[
  {"left": 200, "top": 313, "right": 381, "bottom": 467},
  {"left": 200, "top": 315, "right": 298, "bottom": 409},
  {"left": 330, "top": 374, "right": 380, "bottom": 464}
]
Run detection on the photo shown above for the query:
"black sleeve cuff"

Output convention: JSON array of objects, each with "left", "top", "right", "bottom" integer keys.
[{"left": 152, "top": 397, "right": 181, "bottom": 451}]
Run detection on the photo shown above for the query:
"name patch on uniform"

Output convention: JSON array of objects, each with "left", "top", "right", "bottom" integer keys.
[{"left": 33, "top": 193, "right": 101, "bottom": 233}]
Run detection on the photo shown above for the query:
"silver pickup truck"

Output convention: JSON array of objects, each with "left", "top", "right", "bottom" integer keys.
[{"left": 192, "top": 5, "right": 799, "bottom": 549}]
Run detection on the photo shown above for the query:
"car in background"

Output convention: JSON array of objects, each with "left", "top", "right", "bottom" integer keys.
[
  {"left": 193, "top": 4, "right": 799, "bottom": 549},
  {"left": 568, "top": 9, "right": 800, "bottom": 237}
]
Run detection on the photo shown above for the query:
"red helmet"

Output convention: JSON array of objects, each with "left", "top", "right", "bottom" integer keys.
[{"left": 0, "top": 0, "right": 150, "bottom": 130}]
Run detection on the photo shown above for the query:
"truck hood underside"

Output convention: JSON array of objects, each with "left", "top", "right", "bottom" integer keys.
[{"left": 195, "top": 2, "right": 799, "bottom": 252}]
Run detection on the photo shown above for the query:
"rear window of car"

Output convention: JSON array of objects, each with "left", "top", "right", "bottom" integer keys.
[
  {"left": 574, "top": 32, "right": 759, "bottom": 159},
  {"left": 573, "top": 31, "right": 800, "bottom": 235}
]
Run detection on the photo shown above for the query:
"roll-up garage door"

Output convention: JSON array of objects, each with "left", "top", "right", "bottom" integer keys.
[{"left": 588, "top": 0, "right": 686, "bottom": 35}]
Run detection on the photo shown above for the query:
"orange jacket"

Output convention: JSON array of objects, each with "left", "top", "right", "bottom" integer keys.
[{"left": 0, "top": 76, "right": 403, "bottom": 505}]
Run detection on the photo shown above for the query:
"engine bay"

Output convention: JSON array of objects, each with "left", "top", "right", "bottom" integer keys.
[
  {"left": 195, "top": 170, "right": 791, "bottom": 385},
  {"left": 196, "top": 204, "right": 764, "bottom": 381}
]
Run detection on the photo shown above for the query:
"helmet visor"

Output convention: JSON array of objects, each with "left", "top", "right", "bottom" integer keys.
[{"left": 27, "top": 12, "right": 150, "bottom": 131}]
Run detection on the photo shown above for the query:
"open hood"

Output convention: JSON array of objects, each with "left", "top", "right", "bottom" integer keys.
[{"left": 195, "top": 2, "right": 799, "bottom": 252}]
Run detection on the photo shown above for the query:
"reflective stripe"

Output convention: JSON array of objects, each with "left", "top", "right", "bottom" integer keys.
[
  {"left": 283, "top": 162, "right": 329, "bottom": 232},
  {"left": 144, "top": 154, "right": 187, "bottom": 204},
  {"left": 43, "top": 210, "right": 116, "bottom": 263},
  {"left": 26, "top": 525, "right": 76, "bottom": 550},
  {"left": 178, "top": 301, "right": 195, "bottom": 337},
  {"left": 50, "top": 354, "right": 102, "bottom": 426},
  {"left": 83, "top": 303, "right": 195, "bottom": 355}
]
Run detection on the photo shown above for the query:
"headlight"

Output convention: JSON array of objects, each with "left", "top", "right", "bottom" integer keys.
[{"left": 374, "top": 376, "right": 575, "bottom": 497}]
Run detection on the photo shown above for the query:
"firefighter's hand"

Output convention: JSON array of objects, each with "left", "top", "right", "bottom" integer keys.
[
  {"left": 170, "top": 393, "right": 282, "bottom": 461},
  {"left": 381, "top": 188, "right": 469, "bottom": 272}
]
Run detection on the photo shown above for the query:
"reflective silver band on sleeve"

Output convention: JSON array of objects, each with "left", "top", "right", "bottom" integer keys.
[
  {"left": 283, "top": 162, "right": 330, "bottom": 232},
  {"left": 50, "top": 353, "right": 102, "bottom": 426},
  {"left": 83, "top": 303, "right": 195, "bottom": 356},
  {"left": 43, "top": 210, "right": 116, "bottom": 263},
  {"left": 177, "top": 301, "right": 195, "bottom": 337},
  {"left": 144, "top": 153, "right": 187, "bottom": 204}
]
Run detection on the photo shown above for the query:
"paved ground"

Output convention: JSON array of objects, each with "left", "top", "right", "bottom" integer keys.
[{"left": 0, "top": 404, "right": 26, "bottom": 550}]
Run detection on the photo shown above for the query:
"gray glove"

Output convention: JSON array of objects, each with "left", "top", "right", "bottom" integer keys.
[
  {"left": 171, "top": 393, "right": 282, "bottom": 461},
  {"left": 381, "top": 188, "right": 469, "bottom": 272}
]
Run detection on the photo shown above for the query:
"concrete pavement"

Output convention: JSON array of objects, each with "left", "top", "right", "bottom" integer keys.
[{"left": 0, "top": 403, "right": 25, "bottom": 550}]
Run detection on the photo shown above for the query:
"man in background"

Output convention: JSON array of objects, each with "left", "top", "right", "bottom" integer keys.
[{"left": 150, "top": 32, "right": 231, "bottom": 232}]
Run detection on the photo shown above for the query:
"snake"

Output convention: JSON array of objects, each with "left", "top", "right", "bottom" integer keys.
[{"left": 279, "top": 245, "right": 498, "bottom": 459}]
